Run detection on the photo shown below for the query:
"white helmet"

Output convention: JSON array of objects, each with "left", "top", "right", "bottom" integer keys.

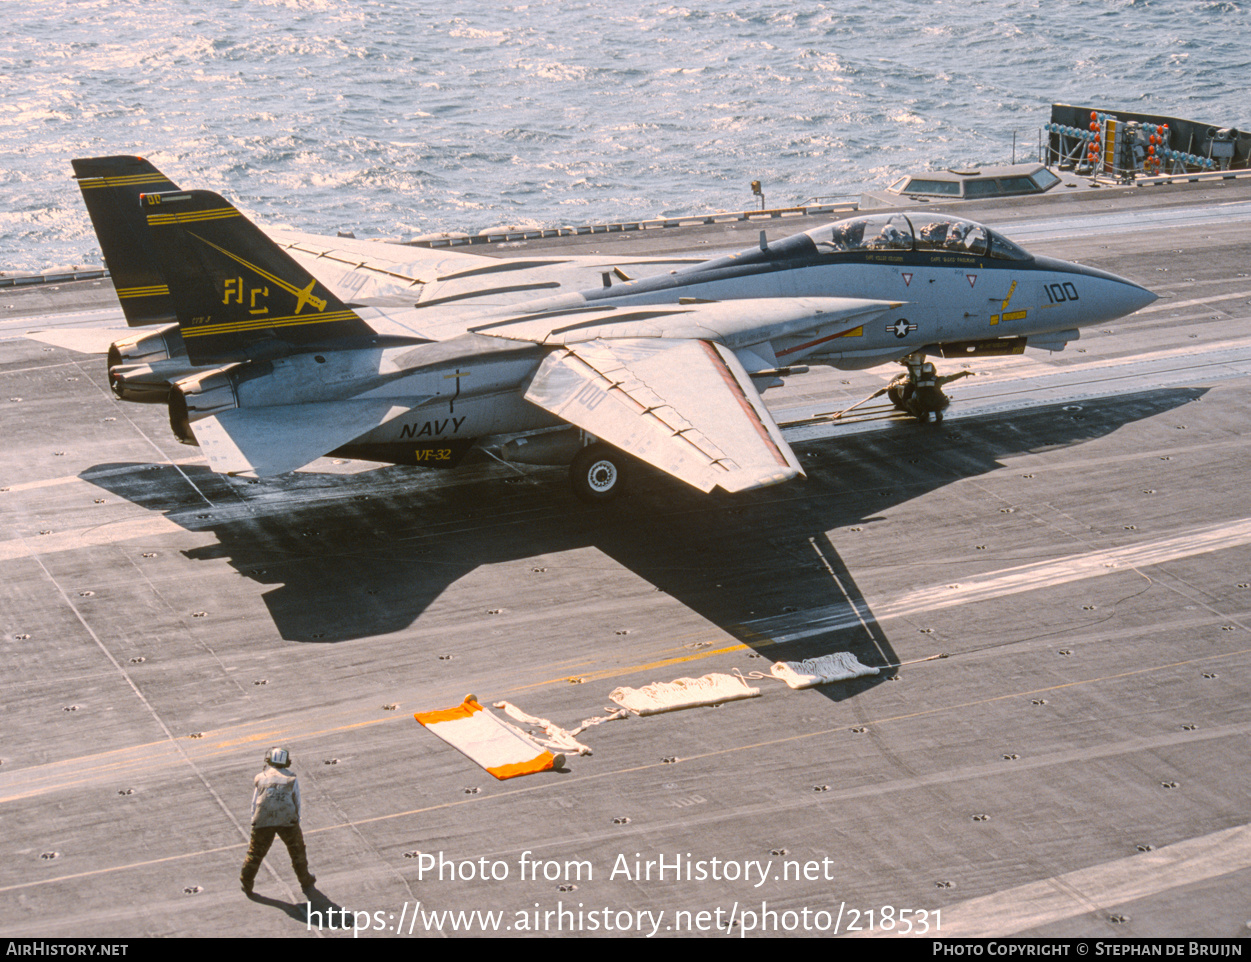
[{"left": 265, "top": 747, "right": 290, "bottom": 768}]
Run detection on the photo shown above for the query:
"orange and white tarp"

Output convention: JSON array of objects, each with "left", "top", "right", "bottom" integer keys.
[{"left": 414, "top": 696, "right": 560, "bottom": 779}]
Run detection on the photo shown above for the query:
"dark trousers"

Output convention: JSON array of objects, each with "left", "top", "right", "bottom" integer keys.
[{"left": 241, "top": 824, "right": 314, "bottom": 888}]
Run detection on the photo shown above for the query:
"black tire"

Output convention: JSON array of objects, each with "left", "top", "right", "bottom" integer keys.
[{"left": 570, "top": 443, "right": 627, "bottom": 503}]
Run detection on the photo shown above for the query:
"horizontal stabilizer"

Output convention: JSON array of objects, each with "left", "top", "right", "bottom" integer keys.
[
  {"left": 191, "top": 399, "right": 410, "bottom": 476},
  {"left": 525, "top": 337, "right": 802, "bottom": 494},
  {"left": 24, "top": 328, "right": 128, "bottom": 355}
]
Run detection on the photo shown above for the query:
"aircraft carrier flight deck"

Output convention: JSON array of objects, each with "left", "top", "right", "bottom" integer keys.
[{"left": 1, "top": 174, "right": 1249, "bottom": 938}]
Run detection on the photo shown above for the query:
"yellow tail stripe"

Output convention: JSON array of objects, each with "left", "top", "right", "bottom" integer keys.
[
  {"left": 147, "top": 208, "right": 240, "bottom": 226},
  {"left": 79, "top": 174, "right": 174, "bottom": 190},
  {"left": 181, "top": 311, "right": 361, "bottom": 338},
  {"left": 115, "top": 286, "right": 170, "bottom": 298}
]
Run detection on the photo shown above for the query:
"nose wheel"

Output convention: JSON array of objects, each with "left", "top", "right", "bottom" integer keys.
[{"left": 571, "top": 443, "right": 627, "bottom": 503}]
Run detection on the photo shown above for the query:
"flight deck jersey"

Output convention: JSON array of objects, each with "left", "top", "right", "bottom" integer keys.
[{"left": 250, "top": 765, "right": 301, "bottom": 828}]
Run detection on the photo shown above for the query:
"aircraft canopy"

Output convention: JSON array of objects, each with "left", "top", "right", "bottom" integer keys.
[{"left": 804, "top": 214, "right": 1031, "bottom": 261}]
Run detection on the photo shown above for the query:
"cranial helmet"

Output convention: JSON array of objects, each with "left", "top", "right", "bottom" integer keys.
[{"left": 266, "top": 747, "right": 290, "bottom": 768}]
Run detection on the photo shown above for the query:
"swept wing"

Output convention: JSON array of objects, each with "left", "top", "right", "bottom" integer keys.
[
  {"left": 525, "top": 337, "right": 801, "bottom": 494},
  {"left": 192, "top": 399, "right": 414, "bottom": 477},
  {"left": 273, "top": 227, "right": 705, "bottom": 316},
  {"left": 471, "top": 294, "right": 895, "bottom": 348}
]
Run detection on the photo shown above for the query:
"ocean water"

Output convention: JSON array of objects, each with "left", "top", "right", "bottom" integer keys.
[{"left": 2, "top": 0, "right": 1248, "bottom": 272}]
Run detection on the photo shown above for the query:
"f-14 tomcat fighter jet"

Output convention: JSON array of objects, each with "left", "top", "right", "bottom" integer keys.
[{"left": 75, "top": 157, "right": 1156, "bottom": 501}]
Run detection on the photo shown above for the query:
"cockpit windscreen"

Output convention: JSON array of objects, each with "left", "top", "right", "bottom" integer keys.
[{"left": 805, "top": 214, "right": 1031, "bottom": 261}]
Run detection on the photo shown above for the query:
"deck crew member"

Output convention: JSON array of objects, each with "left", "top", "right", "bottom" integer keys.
[{"left": 240, "top": 747, "right": 316, "bottom": 895}]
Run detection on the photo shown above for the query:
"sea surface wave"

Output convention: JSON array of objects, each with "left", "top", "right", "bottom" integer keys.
[{"left": 2, "top": 0, "right": 1248, "bottom": 271}]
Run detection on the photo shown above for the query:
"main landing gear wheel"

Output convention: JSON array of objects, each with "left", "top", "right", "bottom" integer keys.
[{"left": 571, "top": 443, "right": 627, "bottom": 503}]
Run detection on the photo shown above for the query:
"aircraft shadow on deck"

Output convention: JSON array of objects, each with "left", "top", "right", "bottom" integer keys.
[{"left": 81, "top": 388, "right": 1203, "bottom": 703}]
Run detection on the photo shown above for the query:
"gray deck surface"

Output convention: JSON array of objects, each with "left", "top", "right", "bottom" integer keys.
[{"left": 1, "top": 177, "right": 1249, "bottom": 938}]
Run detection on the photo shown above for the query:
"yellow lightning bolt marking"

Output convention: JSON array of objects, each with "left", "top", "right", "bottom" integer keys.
[
  {"left": 1001, "top": 279, "right": 1018, "bottom": 312},
  {"left": 991, "top": 279, "right": 1018, "bottom": 326},
  {"left": 187, "top": 230, "right": 327, "bottom": 313}
]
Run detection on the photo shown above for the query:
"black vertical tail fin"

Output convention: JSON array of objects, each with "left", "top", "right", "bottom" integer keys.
[
  {"left": 72, "top": 156, "right": 181, "bottom": 328},
  {"left": 140, "top": 190, "right": 375, "bottom": 365}
]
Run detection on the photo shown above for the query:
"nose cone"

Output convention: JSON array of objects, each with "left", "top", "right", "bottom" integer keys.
[
  {"left": 1095, "top": 274, "right": 1157, "bottom": 322},
  {"left": 1091, "top": 277, "right": 1158, "bottom": 325},
  {"left": 1120, "top": 279, "right": 1158, "bottom": 315},
  {"left": 1033, "top": 255, "right": 1158, "bottom": 323}
]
